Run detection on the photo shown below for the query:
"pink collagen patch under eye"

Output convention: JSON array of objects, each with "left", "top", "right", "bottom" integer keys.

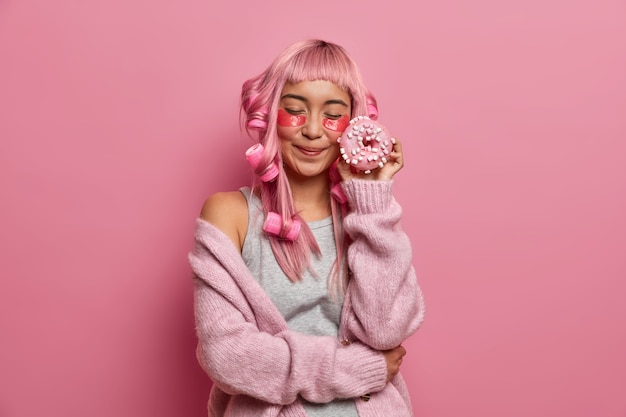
[
  {"left": 277, "top": 109, "right": 306, "bottom": 127},
  {"left": 322, "top": 115, "right": 350, "bottom": 132}
]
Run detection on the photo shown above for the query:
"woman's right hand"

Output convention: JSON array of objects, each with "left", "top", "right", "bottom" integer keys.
[
  {"left": 382, "top": 345, "right": 407, "bottom": 382},
  {"left": 336, "top": 138, "right": 405, "bottom": 182}
]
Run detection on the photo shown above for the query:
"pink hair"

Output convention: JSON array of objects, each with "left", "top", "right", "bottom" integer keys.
[{"left": 240, "top": 39, "right": 378, "bottom": 291}]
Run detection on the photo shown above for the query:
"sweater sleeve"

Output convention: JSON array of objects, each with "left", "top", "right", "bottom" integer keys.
[
  {"left": 189, "top": 221, "right": 387, "bottom": 405},
  {"left": 340, "top": 179, "right": 425, "bottom": 351}
]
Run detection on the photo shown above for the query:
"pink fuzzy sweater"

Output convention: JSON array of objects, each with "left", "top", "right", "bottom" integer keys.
[{"left": 189, "top": 179, "right": 425, "bottom": 417}]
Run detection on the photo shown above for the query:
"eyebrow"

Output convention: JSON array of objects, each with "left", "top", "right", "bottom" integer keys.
[{"left": 281, "top": 93, "right": 349, "bottom": 107}]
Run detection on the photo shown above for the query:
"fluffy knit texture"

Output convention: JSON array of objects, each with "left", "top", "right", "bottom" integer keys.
[{"left": 189, "top": 179, "right": 426, "bottom": 417}]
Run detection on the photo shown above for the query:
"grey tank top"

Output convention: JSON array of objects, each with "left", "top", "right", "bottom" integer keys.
[{"left": 240, "top": 188, "right": 359, "bottom": 417}]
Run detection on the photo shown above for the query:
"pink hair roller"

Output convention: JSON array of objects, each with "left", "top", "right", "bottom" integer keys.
[
  {"left": 263, "top": 212, "right": 283, "bottom": 235},
  {"left": 367, "top": 103, "right": 379, "bottom": 120},
  {"left": 245, "top": 144, "right": 279, "bottom": 182},
  {"left": 263, "top": 212, "right": 301, "bottom": 240},
  {"left": 246, "top": 94, "right": 269, "bottom": 130},
  {"left": 247, "top": 118, "right": 268, "bottom": 130},
  {"left": 245, "top": 143, "right": 264, "bottom": 167},
  {"left": 259, "top": 163, "right": 279, "bottom": 182},
  {"left": 282, "top": 218, "right": 301, "bottom": 241}
]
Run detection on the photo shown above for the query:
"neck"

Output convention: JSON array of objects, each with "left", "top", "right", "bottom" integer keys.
[{"left": 286, "top": 171, "right": 332, "bottom": 222}]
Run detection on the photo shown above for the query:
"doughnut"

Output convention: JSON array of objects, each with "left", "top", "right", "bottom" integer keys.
[{"left": 337, "top": 116, "right": 395, "bottom": 173}]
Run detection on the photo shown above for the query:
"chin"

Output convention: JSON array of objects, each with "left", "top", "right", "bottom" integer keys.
[{"left": 289, "top": 165, "right": 332, "bottom": 179}]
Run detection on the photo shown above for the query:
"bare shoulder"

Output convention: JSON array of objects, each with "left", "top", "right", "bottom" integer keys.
[{"left": 200, "top": 191, "right": 248, "bottom": 251}]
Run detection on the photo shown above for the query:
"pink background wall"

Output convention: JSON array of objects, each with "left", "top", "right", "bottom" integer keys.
[{"left": 1, "top": 0, "right": 624, "bottom": 416}]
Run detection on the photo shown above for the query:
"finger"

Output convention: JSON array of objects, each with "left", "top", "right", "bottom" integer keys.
[
  {"left": 398, "top": 347, "right": 406, "bottom": 358},
  {"left": 389, "top": 139, "right": 404, "bottom": 167},
  {"left": 335, "top": 159, "right": 354, "bottom": 181},
  {"left": 392, "top": 138, "right": 403, "bottom": 154}
]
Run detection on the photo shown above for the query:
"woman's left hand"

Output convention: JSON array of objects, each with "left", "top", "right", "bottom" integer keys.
[{"left": 336, "top": 138, "right": 405, "bottom": 182}]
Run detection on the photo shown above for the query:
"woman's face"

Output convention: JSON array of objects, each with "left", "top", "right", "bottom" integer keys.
[{"left": 277, "top": 80, "right": 351, "bottom": 180}]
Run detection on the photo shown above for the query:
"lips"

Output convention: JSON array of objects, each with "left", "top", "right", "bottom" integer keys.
[{"left": 297, "top": 146, "right": 326, "bottom": 156}]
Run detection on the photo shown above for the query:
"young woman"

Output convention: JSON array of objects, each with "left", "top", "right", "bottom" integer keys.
[{"left": 189, "top": 39, "right": 425, "bottom": 417}]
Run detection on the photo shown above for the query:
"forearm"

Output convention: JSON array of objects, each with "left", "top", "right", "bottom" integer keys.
[
  {"left": 194, "top": 279, "right": 387, "bottom": 404},
  {"left": 341, "top": 179, "right": 425, "bottom": 350}
]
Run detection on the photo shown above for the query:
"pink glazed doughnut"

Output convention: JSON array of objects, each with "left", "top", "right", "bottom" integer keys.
[{"left": 337, "top": 116, "right": 396, "bottom": 173}]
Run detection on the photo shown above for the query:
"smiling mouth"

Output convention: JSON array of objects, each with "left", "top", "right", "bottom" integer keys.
[{"left": 297, "top": 146, "right": 326, "bottom": 156}]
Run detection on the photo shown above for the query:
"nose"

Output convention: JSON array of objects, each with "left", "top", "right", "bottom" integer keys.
[{"left": 302, "top": 115, "right": 324, "bottom": 140}]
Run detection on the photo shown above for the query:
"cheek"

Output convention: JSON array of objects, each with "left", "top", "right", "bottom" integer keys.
[
  {"left": 277, "top": 125, "right": 293, "bottom": 142},
  {"left": 322, "top": 115, "right": 350, "bottom": 132},
  {"left": 277, "top": 109, "right": 306, "bottom": 127}
]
